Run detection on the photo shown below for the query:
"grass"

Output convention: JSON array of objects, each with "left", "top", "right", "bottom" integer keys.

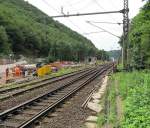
[
  {"left": 50, "top": 67, "right": 77, "bottom": 77},
  {"left": 97, "top": 94, "right": 106, "bottom": 127},
  {"left": 97, "top": 76, "right": 117, "bottom": 127},
  {"left": 116, "top": 71, "right": 150, "bottom": 128},
  {"left": 97, "top": 70, "right": 150, "bottom": 128},
  {"left": 117, "top": 63, "right": 123, "bottom": 71}
]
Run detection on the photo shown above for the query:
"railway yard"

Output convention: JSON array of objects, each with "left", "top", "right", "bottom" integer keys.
[{"left": 0, "top": 63, "right": 114, "bottom": 128}]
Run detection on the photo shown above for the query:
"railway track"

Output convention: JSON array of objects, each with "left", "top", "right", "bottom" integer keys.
[
  {"left": 0, "top": 67, "right": 95, "bottom": 101},
  {"left": 0, "top": 63, "right": 113, "bottom": 128},
  {"left": 0, "top": 67, "right": 92, "bottom": 92}
]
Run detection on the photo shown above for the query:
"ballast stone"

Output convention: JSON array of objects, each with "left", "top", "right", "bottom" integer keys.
[{"left": 87, "top": 102, "right": 103, "bottom": 113}]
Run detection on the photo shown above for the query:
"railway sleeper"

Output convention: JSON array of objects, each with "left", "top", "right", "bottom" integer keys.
[{"left": 0, "top": 65, "right": 113, "bottom": 128}]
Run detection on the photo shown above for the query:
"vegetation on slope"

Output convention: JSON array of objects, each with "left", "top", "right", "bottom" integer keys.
[
  {"left": 0, "top": 0, "right": 101, "bottom": 61},
  {"left": 97, "top": 71, "right": 150, "bottom": 128},
  {"left": 118, "top": 1, "right": 150, "bottom": 69},
  {"left": 117, "top": 71, "right": 150, "bottom": 128},
  {"left": 128, "top": 1, "right": 150, "bottom": 69},
  {"left": 107, "top": 50, "right": 121, "bottom": 61}
]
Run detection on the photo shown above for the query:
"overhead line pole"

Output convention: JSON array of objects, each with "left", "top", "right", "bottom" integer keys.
[
  {"left": 122, "top": 0, "right": 129, "bottom": 69},
  {"left": 51, "top": 10, "right": 123, "bottom": 18},
  {"left": 50, "top": 5, "right": 129, "bottom": 69}
]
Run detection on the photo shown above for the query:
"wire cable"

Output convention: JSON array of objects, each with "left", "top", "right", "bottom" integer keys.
[
  {"left": 64, "top": 1, "right": 92, "bottom": 31},
  {"left": 87, "top": 21, "right": 123, "bottom": 26},
  {"left": 92, "top": 0, "right": 122, "bottom": 23},
  {"left": 108, "top": 0, "right": 120, "bottom": 10},
  {"left": 65, "top": 0, "right": 94, "bottom": 13},
  {"left": 83, "top": 31, "right": 105, "bottom": 35},
  {"left": 41, "top": 0, "right": 84, "bottom": 32},
  {"left": 87, "top": 21, "right": 120, "bottom": 38},
  {"left": 42, "top": 0, "right": 60, "bottom": 14},
  {"left": 65, "top": 0, "right": 90, "bottom": 7}
]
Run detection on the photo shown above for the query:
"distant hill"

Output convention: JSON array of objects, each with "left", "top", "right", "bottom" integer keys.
[
  {"left": 107, "top": 50, "right": 121, "bottom": 60},
  {"left": 0, "top": 0, "right": 97, "bottom": 61}
]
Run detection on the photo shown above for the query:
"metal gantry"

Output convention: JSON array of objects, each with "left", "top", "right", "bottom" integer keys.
[
  {"left": 122, "top": 0, "right": 129, "bottom": 69},
  {"left": 50, "top": 1, "right": 129, "bottom": 69}
]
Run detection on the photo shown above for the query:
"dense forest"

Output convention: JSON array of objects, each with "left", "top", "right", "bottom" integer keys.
[
  {"left": 119, "top": 0, "right": 150, "bottom": 69},
  {"left": 107, "top": 50, "right": 121, "bottom": 61},
  {"left": 0, "top": 0, "right": 109, "bottom": 62}
]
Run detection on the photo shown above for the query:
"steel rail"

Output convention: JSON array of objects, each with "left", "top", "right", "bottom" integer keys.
[
  {"left": 0, "top": 67, "right": 93, "bottom": 94},
  {"left": 0, "top": 64, "right": 113, "bottom": 128},
  {"left": 18, "top": 64, "right": 113, "bottom": 128},
  {"left": 81, "top": 88, "right": 95, "bottom": 109},
  {"left": 0, "top": 67, "right": 97, "bottom": 101},
  {"left": 0, "top": 67, "right": 99, "bottom": 120}
]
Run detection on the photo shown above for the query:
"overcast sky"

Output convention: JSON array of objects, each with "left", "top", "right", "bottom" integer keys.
[{"left": 25, "top": 0, "right": 145, "bottom": 51}]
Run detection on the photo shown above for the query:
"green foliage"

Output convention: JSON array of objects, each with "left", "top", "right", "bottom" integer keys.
[
  {"left": 128, "top": 1, "right": 150, "bottom": 69},
  {"left": 51, "top": 67, "right": 76, "bottom": 77},
  {"left": 96, "top": 50, "right": 109, "bottom": 61},
  {"left": 0, "top": 26, "right": 11, "bottom": 54},
  {"left": 114, "top": 71, "right": 150, "bottom": 128},
  {"left": 97, "top": 76, "right": 117, "bottom": 127},
  {"left": 105, "top": 76, "right": 117, "bottom": 126},
  {"left": 45, "top": 55, "right": 56, "bottom": 63},
  {"left": 118, "top": 1, "right": 150, "bottom": 69},
  {"left": 107, "top": 50, "right": 121, "bottom": 60},
  {"left": 0, "top": 0, "right": 97, "bottom": 60}
]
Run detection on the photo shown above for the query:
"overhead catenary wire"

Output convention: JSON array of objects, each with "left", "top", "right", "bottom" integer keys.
[
  {"left": 64, "top": 1, "right": 93, "bottom": 33},
  {"left": 49, "top": 7, "right": 123, "bottom": 38},
  {"left": 62, "top": 0, "right": 121, "bottom": 36},
  {"left": 86, "top": 21, "right": 123, "bottom": 25},
  {"left": 73, "top": 0, "right": 94, "bottom": 12},
  {"left": 66, "top": 0, "right": 90, "bottom": 7},
  {"left": 41, "top": 0, "right": 84, "bottom": 32},
  {"left": 87, "top": 21, "right": 120, "bottom": 38},
  {"left": 92, "top": 0, "right": 122, "bottom": 23},
  {"left": 42, "top": 0, "right": 60, "bottom": 14},
  {"left": 60, "top": 6, "right": 82, "bottom": 31},
  {"left": 40, "top": 0, "right": 123, "bottom": 44},
  {"left": 92, "top": 0, "right": 105, "bottom": 10},
  {"left": 67, "top": 0, "right": 91, "bottom": 6},
  {"left": 50, "top": 0, "right": 122, "bottom": 39},
  {"left": 83, "top": 31, "right": 105, "bottom": 35},
  {"left": 65, "top": 0, "right": 93, "bottom": 13},
  {"left": 108, "top": 0, "right": 121, "bottom": 10}
]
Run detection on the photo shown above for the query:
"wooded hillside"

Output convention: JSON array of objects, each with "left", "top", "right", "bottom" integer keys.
[
  {"left": 0, "top": 0, "right": 98, "bottom": 61},
  {"left": 107, "top": 50, "right": 121, "bottom": 60}
]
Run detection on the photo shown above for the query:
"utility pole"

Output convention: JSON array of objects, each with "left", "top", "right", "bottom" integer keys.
[{"left": 122, "top": 0, "right": 129, "bottom": 69}]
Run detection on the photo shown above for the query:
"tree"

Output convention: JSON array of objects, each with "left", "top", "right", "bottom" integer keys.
[
  {"left": 96, "top": 50, "right": 109, "bottom": 61},
  {"left": 118, "top": 1, "right": 150, "bottom": 69},
  {"left": 0, "top": 26, "right": 11, "bottom": 55},
  {"left": 0, "top": 0, "right": 100, "bottom": 61}
]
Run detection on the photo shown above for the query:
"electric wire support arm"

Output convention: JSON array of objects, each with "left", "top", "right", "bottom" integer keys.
[
  {"left": 51, "top": 10, "right": 124, "bottom": 18},
  {"left": 51, "top": 0, "right": 129, "bottom": 69}
]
